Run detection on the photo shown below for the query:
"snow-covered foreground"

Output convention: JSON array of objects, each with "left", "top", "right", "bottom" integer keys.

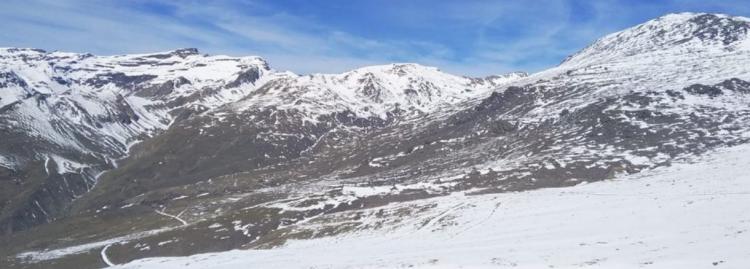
[{"left": 118, "top": 144, "right": 750, "bottom": 269}]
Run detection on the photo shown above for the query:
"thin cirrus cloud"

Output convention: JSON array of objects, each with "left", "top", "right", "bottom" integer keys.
[{"left": 1, "top": 0, "right": 750, "bottom": 76}]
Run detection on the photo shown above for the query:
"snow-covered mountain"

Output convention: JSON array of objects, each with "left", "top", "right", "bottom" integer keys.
[
  {"left": 564, "top": 13, "right": 750, "bottom": 66},
  {"left": 526, "top": 12, "right": 750, "bottom": 118},
  {"left": 0, "top": 47, "right": 281, "bottom": 233},
  {"left": 231, "top": 63, "right": 525, "bottom": 119},
  {"left": 0, "top": 47, "right": 522, "bottom": 234},
  {"left": 3, "top": 12, "right": 750, "bottom": 269}
]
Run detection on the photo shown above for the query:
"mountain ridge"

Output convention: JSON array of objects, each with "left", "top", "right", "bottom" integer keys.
[{"left": 0, "top": 44, "right": 525, "bottom": 234}]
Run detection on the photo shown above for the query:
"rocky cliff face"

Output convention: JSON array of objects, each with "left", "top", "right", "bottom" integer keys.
[{"left": 3, "top": 12, "right": 750, "bottom": 269}]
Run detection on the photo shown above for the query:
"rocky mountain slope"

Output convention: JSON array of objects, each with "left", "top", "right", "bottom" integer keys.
[
  {"left": 0, "top": 47, "right": 282, "bottom": 233},
  {"left": 2, "top": 12, "right": 750, "bottom": 269},
  {"left": 0, "top": 48, "right": 519, "bottom": 235},
  {"left": 117, "top": 141, "right": 750, "bottom": 269}
]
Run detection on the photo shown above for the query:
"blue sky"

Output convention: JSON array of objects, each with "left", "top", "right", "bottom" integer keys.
[{"left": 2, "top": 0, "right": 750, "bottom": 76}]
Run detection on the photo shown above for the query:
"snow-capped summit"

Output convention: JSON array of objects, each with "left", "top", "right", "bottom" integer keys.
[
  {"left": 230, "top": 62, "right": 524, "bottom": 119},
  {"left": 511, "top": 12, "right": 750, "bottom": 122},
  {"left": 563, "top": 13, "right": 750, "bottom": 66}
]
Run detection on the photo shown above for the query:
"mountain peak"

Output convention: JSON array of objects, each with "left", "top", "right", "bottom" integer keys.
[
  {"left": 170, "top": 48, "right": 200, "bottom": 58},
  {"left": 563, "top": 12, "right": 750, "bottom": 66},
  {"left": 685, "top": 13, "right": 750, "bottom": 45},
  {"left": 343, "top": 63, "right": 441, "bottom": 77},
  {"left": 654, "top": 12, "right": 750, "bottom": 45}
]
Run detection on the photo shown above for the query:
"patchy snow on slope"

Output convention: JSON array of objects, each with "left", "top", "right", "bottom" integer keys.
[
  {"left": 0, "top": 154, "right": 16, "bottom": 169},
  {"left": 47, "top": 154, "right": 88, "bottom": 174},
  {"left": 116, "top": 142, "right": 750, "bottom": 269},
  {"left": 16, "top": 227, "right": 173, "bottom": 263}
]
